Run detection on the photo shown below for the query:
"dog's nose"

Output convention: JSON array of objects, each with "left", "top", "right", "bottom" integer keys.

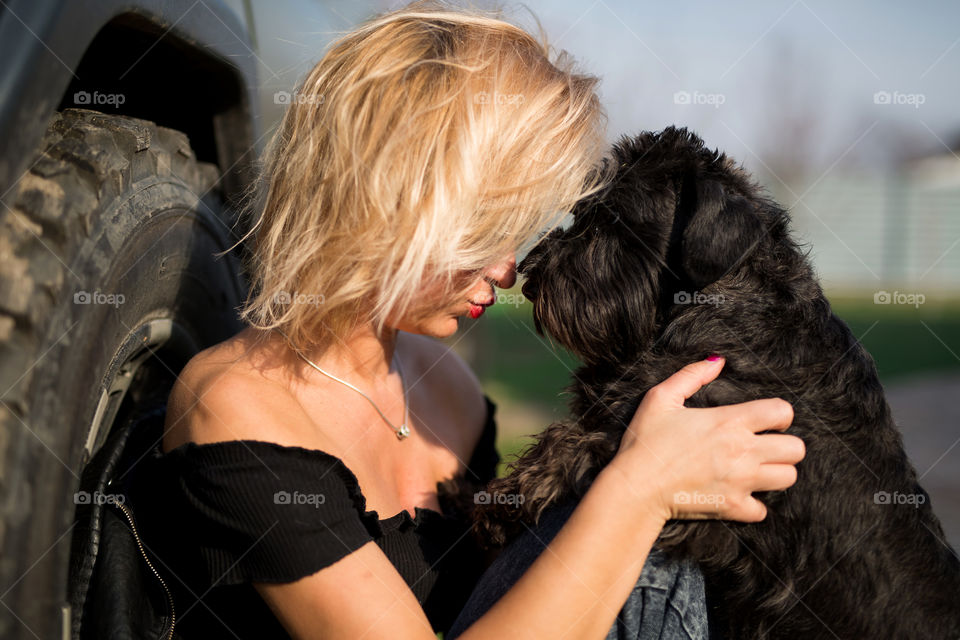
[{"left": 521, "top": 277, "right": 539, "bottom": 301}]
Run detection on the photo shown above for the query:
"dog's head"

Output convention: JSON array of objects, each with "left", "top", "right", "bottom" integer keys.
[{"left": 519, "top": 126, "right": 780, "bottom": 365}]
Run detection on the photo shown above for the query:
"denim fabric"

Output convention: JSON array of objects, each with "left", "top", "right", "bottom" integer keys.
[{"left": 447, "top": 499, "right": 709, "bottom": 639}]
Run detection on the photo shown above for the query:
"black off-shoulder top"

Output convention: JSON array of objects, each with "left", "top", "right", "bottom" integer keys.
[{"left": 132, "top": 396, "right": 501, "bottom": 639}]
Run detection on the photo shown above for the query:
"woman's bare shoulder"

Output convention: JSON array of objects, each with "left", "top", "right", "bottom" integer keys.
[{"left": 163, "top": 334, "right": 311, "bottom": 452}]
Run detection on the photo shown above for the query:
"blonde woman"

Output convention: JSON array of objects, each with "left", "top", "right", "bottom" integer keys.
[{"left": 139, "top": 3, "right": 804, "bottom": 639}]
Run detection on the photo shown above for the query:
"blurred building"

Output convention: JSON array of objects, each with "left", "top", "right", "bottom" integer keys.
[{"left": 787, "top": 135, "right": 960, "bottom": 293}]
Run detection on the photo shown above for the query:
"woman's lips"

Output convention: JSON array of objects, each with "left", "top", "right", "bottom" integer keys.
[{"left": 467, "top": 297, "right": 493, "bottom": 319}]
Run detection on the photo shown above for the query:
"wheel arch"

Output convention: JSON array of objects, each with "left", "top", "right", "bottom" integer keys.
[{"left": 0, "top": 0, "right": 261, "bottom": 216}]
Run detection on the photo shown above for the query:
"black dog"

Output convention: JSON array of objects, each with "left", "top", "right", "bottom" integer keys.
[{"left": 474, "top": 127, "right": 960, "bottom": 639}]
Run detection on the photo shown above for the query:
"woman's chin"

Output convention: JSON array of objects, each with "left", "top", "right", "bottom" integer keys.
[
  {"left": 398, "top": 315, "right": 461, "bottom": 339},
  {"left": 425, "top": 316, "right": 459, "bottom": 338}
]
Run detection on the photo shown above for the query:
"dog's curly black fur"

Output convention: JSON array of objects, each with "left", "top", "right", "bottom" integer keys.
[{"left": 473, "top": 127, "right": 960, "bottom": 639}]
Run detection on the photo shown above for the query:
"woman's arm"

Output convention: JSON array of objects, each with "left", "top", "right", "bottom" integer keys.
[{"left": 256, "top": 356, "right": 803, "bottom": 639}]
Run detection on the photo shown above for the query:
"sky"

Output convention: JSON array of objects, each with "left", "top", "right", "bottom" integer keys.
[
  {"left": 523, "top": 0, "right": 960, "bottom": 174},
  {"left": 250, "top": 0, "right": 960, "bottom": 179}
]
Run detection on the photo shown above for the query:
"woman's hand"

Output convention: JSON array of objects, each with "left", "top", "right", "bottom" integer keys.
[{"left": 610, "top": 355, "right": 804, "bottom": 524}]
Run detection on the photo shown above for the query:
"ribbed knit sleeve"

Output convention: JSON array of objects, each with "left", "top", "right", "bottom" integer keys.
[{"left": 161, "top": 441, "right": 377, "bottom": 586}]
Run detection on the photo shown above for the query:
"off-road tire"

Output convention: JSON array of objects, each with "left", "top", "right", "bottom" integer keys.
[{"left": 0, "top": 108, "right": 248, "bottom": 639}]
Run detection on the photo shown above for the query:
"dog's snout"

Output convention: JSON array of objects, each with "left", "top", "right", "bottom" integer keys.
[
  {"left": 517, "top": 251, "right": 536, "bottom": 276},
  {"left": 521, "top": 277, "right": 539, "bottom": 302}
]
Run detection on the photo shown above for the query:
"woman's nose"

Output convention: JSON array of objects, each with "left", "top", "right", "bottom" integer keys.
[{"left": 484, "top": 254, "right": 517, "bottom": 289}]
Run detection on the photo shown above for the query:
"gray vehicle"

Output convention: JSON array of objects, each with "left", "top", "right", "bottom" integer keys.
[{"left": 0, "top": 1, "right": 371, "bottom": 637}]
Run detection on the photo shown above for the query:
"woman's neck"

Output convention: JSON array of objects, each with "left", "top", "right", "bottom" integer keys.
[{"left": 307, "top": 324, "right": 400, "bottom": 386}]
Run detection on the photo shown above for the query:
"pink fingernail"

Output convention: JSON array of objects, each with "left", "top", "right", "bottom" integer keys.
[{"left": 707, "top": 353, "right": 721, "bottom": 361}]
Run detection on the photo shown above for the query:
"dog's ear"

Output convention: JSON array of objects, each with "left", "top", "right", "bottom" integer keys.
[{"left": 679, "top": 176, "right": 766, "bottom": 289}]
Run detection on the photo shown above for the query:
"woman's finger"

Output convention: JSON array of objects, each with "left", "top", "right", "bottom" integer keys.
[
  {"left": 646, "top": 356, "right": 726, "bottom": 408},
  {"left": 726, "top": 496, "right": 768, "bottom": 523},
  {"left": 753, "top": 432, "right": 806, "bottom": 464},
  {"left": 708, "top": 397, "right": 795, "bottom": 433},
  {"left": 752, "top": 463, "right": 799, "bottom": 492}
]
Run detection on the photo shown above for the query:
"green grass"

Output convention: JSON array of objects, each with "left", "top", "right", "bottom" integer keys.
[
  {"left": 827, "top": 292, "right": 960, "bottom": 381},
  {"left": 446, "top": 287, "right": 960, "bottom": 476}
]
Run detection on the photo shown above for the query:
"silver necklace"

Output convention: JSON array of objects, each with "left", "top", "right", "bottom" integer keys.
[{"left": 274, "top": 329, "right": 411, "bottom": 440}]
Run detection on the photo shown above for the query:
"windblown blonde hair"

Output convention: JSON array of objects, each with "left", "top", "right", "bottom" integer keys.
[{"left": 229, "top": 0, "right": 610, "bottom": 353}]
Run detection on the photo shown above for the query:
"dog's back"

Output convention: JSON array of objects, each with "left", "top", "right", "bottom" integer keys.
[{"left": 648, "top": 296, "right": 960, "bottom": 639}]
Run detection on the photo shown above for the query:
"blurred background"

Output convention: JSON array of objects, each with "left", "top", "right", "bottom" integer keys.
[{"left": 248, "top": 0, "right": 960, "bottom": 548}]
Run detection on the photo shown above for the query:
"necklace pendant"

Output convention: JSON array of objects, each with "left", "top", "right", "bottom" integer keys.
[{"left": 396, "top": 423, "right": 410, "bottom": 440}]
